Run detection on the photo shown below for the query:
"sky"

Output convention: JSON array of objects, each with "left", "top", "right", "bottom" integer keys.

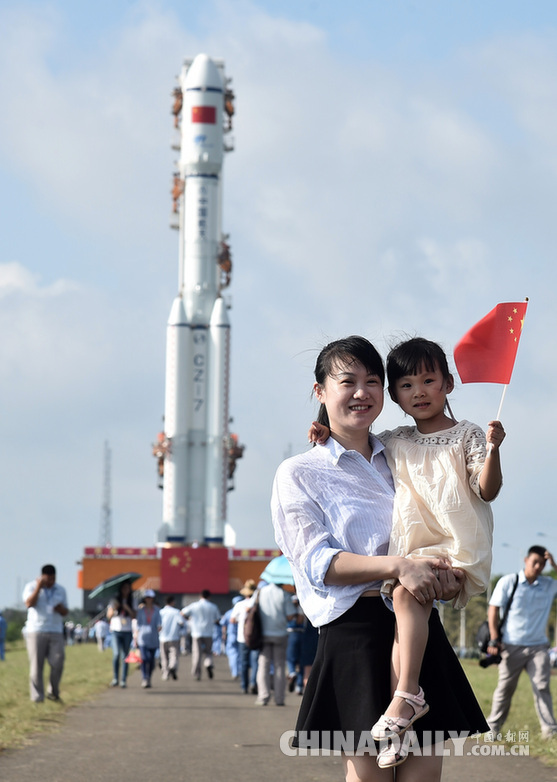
[{"left": 1, "top": 0, "right": 556, "bottom": 609}]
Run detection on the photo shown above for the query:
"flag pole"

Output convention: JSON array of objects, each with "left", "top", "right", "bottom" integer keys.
[
  {"left": 495, "top": 385, "right": 508, "bottom": 422},
  {"left": 487, "top": 297, "right": 528, "bottom": 456},
  {"left": 487, "top": 387, "right": 508, "bottom": 454}
]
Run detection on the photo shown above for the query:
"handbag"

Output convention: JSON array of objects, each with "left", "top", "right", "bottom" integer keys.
[
  {"left": 244, "top": 590, "right": 263, "bottom": 651},
  {"left": 476, "top": 573, "right": 519, "bottom": 653},
  {"left": 124, "top": 648, "right": 142, "bottom": 664}
]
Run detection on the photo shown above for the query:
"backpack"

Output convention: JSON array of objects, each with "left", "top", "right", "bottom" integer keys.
[
  {"left": 476, "top": 573, "right": 519, "bottom": 653},
  {"left": 244, "top": 590, "right": 263, "bottom": 651}
]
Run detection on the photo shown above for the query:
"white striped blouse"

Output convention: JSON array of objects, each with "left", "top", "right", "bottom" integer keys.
[{"left": 271, "top": 435, "right": 394, "bottom": 627}]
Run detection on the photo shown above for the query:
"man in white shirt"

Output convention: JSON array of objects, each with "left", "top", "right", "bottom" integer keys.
[
  {"left": 159, "top": 595, "right": 184, "bottom": 680},
  {"left": 23, "top": 564, "right": 69, "bottom": 702},
  {"left": 181, "top": 589, "right": 220, "bottom": 680}
]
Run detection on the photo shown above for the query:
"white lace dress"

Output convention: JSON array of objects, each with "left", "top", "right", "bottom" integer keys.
[{"left": 377, "top": 420, "right": 494, "bottom": 609}]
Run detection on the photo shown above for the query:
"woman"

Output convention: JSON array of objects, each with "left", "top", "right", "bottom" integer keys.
[
  {"left": 135, "top": 589, "right": 162, "bottom": 688},
  {"left": 271, "top": 336, "right": 488, "bottom": 781},
  {"left": 106, "top": 580, "right": 136, "bottom": 688}
]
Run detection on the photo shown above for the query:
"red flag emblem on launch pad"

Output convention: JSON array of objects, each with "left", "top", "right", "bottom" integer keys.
[
  {"left": 192, "top": 106, "right": 216, "bottom": 124},
  {"left": 160, "top": 546, "right": 229, "bottom": 593}
]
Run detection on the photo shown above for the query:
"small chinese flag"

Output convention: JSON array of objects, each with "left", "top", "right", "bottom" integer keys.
[
  {"left": 454, "top": 301, "right": 528, "bottom": 384},
  {"left": 192, "top": 106, "right": 216, "bottom": 124}
]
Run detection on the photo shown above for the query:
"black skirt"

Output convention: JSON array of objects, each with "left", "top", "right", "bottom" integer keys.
[{"left": 293, "top": 597, "right": 488, "bottom": 749}]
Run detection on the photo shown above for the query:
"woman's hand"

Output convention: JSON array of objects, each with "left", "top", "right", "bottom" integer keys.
[
  {"left": 396, "top": 558, "right": 449, "bottom": 604},
  {"left": 436, "top": 566, "right": 465, "bottom": 602}
]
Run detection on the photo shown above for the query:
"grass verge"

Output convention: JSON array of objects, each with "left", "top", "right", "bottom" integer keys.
[{"left": 0, "top": 640, "right": 119, "bottom": 752}]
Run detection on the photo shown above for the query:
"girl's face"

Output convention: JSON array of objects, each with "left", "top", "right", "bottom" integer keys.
[
  {"left": 314, "top": 359, "right": 384, "bottom": 437},
  {"left": 391, "top": 362, "right": 454, "bottom": 432}
]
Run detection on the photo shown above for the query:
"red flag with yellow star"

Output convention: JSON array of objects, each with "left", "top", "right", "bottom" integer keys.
[
  {"left": 160, "top": 547, "right": 229, "bottom": 593},
  {"left": 454, "top": 301, "right": 528, "bottom": 384}
]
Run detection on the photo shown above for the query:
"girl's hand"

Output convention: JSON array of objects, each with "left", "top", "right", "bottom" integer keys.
[
  {"left": 308, "top": 421, "right": 330, "bottom": 444},
  {"left": 396, "top": 558, "right": 449, "bottom": 604},
  {"left": 486, "top": 420, "right": 505, "bottom": 450}
]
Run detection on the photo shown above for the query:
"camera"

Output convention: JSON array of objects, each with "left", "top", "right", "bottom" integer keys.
[{"left": 479, "top": 653, "right": 502, "bottom": 668}]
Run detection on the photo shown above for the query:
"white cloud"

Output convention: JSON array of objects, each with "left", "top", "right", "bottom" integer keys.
[
  {"left": 0, "top": 262, "right": 78, "bottom": 298},
  {"left": 0, "top": 4, "right": 188, "bottom": 243}
]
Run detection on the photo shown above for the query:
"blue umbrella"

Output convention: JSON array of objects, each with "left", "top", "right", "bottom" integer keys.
[{"left": 259, "top": 555, "right": 295, "bottom": 586}]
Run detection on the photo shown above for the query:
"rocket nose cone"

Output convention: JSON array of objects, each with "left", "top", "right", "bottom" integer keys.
[{"left": 185, "top": 53, "right": 223, "bottom": 91}]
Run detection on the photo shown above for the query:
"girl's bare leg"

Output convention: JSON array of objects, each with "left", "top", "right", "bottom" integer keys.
[{"left": 384, "top": 583, "right": 432, "bottom": 723}]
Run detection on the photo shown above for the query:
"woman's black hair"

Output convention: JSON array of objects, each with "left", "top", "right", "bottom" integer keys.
[
  {"left": 387, "top": 337, "right": 451, "bottom": 402},
  {"left": 114, "top": 583, "right": 134, "bottom": 612},
  {"left": 314, "top": 336, "right": 385, "bottom": 429}
]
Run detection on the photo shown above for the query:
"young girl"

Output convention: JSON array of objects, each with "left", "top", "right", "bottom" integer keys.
[{"left": 310, "top": 337, "right": 505, "bottom": 768}]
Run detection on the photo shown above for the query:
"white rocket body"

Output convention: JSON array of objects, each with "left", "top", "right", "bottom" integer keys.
[{"left": 161, "top": 54, "right": 230, "bottom": 545}]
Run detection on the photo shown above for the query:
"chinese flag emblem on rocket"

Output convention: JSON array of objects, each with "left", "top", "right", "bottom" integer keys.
[
  {"left": 160, "top": 547, "right": 229, "bottom": 593},
  {"left": 192, "top": 106, "right": 216, "bottom": 124},
  {"left": 454, "top": 301, "right": 528, "bottom": 384}
]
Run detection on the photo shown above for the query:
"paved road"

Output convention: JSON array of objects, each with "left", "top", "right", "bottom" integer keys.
[{"left": 0, "top": 656, "right": 555, "bottom": 782}]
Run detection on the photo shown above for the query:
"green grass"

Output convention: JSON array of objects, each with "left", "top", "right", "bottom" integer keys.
[
  {"left": 0, "top": 640, "right": 117, "bottom": 752},
  {"left": 462, "top": 659, "right": 557, "bottom": 766}
]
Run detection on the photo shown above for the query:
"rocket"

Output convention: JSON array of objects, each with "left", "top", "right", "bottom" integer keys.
[{"left": 156, "top": 54, "right": 242, "bottom": 545}]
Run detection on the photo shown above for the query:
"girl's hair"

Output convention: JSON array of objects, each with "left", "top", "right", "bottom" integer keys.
[
  {"left": 314, "top": 336, "right": 385, "bottom": 428},
  {"left": 387, "top": 337, "right": 451, "bottom": 402}
]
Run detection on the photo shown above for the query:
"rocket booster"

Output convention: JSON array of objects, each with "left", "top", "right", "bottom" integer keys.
[{"left": 160, "top": 54, "right": 236, "bottom": 545}]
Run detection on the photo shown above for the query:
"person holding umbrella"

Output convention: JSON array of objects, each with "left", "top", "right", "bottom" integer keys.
[{"left": 106, "top": 580, "right": 136, "bottom": 688}]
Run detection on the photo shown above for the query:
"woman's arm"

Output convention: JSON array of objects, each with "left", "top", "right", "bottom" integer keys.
[{"left": 324, "top": 552, "right": 451, "bottom": 604}]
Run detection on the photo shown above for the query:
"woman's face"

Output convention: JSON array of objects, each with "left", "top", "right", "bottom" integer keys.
[{"left": 314, "top": 358, "right": 384, "bottom": 436}]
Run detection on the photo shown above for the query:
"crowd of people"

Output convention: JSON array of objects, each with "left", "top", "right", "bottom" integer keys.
[{"left": 99, "top": 580, "right": 316, "bottom": 701}]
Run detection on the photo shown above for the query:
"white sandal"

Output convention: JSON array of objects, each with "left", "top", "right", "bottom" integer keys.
[
  {"left": 371, "top": 687, "right": 429, "bottom": 741},
  {"left": 376, "top": 735, "right": 411, "bottom": 769}
]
